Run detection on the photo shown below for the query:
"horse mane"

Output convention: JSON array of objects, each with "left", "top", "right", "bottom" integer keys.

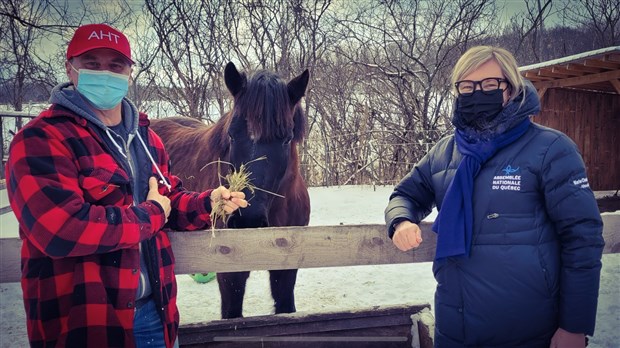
[
  {"left": 291, "top": 105, "right": 306, "bottom": 143},
  {"left": 235, "top": 70, "right": 296, "bottom": 142},
  {"left": 150, "top": 117, "right": 230, "bottom": 187}
]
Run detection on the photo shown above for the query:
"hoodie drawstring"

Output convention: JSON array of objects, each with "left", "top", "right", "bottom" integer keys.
[
  {"left": 105, "top": 128, "right": 128, "bottom": 159},
  {"left": 136, "top": 131, "right": 172, "bottom": 191}
]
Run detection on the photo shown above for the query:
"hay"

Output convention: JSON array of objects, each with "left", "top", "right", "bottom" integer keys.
[
  {"left": 200, "top": 157, "right": 284, "bottom": 240},
  {"left": 209, "top": 160, "right": 255, "bottom": 230}
]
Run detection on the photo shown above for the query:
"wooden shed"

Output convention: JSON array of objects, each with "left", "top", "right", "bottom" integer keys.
[{"left": 519, "top": 46, "right": 620, "bottom": 191}]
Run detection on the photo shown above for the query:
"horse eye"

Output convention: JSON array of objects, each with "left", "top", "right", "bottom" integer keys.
[
  {"left": 228, "top": 133, "right": 235, "bottom": 143},
  {"left": 283, "top": 136, "right": 293, "bottom": 145}
]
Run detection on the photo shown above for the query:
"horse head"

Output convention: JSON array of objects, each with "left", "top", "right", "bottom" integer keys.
[{"left": 223, "top": 62, "right": 309, "bottom": 229}]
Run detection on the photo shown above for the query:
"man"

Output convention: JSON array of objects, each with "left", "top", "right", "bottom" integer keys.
[{"left": 6, "top": 23, "right": 247, "bottom": 347}]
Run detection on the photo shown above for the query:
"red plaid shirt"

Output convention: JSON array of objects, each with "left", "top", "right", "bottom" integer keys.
[{"left": 6, "top": 105, "right": 213, "bottom": 347}]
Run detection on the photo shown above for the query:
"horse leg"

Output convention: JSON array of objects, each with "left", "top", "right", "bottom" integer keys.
[
  {"left": 217, "top": 271, "right": 250, "bottom": 319},
  {"left": 268, "top": 269, "right": 298, "bottom": 314}
]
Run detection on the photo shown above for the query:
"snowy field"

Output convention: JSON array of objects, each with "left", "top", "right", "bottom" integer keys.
[{"left": 1, "top": 185, "right": 619, "bottom": 347}]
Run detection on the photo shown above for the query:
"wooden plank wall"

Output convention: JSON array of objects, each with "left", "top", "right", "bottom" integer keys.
[{"left": 534, "top": 88, "right": 620, "bottom": 190}]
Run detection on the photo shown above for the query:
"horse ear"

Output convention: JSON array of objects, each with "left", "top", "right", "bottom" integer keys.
[
  {"left": 287, "top": 69, "right": 309, "bottom": 105},
  {"left": 224, "top": 62, "right": 246, "bottom": 97}
]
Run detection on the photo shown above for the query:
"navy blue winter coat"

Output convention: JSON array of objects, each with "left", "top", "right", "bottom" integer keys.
[{"left": 385, "top": 123, "right": 604, "bottom": 347}]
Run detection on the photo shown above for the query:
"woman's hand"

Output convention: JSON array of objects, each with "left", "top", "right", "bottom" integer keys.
[
  {"left": 550, "top": 328, "right": 586, "bottom": 348},
  {"left": 392, "top": 220, "right": 423, "bottom": 251}
]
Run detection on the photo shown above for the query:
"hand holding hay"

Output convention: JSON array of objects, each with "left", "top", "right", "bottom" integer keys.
[
  {"left": 203, "top": 157, "right": 284, "bottom": 239},
  {"left": 210, "top": 186, "right": 248, "bottom": 216},
  {"left": 208, "top": 162, "right": 254, "bottom": 232}
]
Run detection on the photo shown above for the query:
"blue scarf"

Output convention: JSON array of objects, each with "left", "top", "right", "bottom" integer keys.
[{"left": 432, "top": 82, "right": 540, "bottom": 260}]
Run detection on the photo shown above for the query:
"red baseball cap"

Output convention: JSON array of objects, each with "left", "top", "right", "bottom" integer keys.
[{"left": 66, "top": 23, "right": 133, "bottom": 63}]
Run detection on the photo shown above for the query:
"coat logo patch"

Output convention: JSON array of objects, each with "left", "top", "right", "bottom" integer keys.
[
  {"left": 573, "top": 177, "right": 590, "bottom": 189},
  {"left": 492, "top": 165, "right": 521, "bottom": 191}
]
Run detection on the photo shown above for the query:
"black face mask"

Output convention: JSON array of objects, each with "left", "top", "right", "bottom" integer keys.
[{"left": 455, "top": 89, "right": 504, "bottom": 129}]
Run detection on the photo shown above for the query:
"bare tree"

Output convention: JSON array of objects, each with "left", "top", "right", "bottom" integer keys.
[
  {"left": 520, "top": 0, "right": 554, "bottom": 61},
  {"left": 564, "top": 0, "right": 620, "bottom": 47},
  {"left": 306, "top": 0, "right": 497, "bottom": 185},
  {"left": 144, "top": 0, "right": 236, "bottom": 121},
  {"left": 0, "top": 0, "right": 68, "bottom": 180},
  {"left": 496, "top": 0, "right": 555, "bottom": 64},
  {"left": 5, "top": 0, "right": 610, "bottom": 186},
  {"left": 0, "top": 0, "right": 140, "bottom": 179},
  {"left": 0, "top": 0, "right": 137, "bottom": 114},
  {"left": 0, "top": 1, "right": 62, "bottom": 116},
  {"left": 124, "top": 8, "right": 162, "bottom": 115},
  {"left": 283, "top": 0, "right": 335, "bottom": 183}
]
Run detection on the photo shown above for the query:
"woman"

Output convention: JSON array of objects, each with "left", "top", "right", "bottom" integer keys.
[{"left": 384, "top": 46, "right": 604, "bottom": 347}]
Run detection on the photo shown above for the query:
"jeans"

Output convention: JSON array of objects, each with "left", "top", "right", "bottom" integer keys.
[{"left": 134, "top": 298, "right": 179, "bottom": 348}]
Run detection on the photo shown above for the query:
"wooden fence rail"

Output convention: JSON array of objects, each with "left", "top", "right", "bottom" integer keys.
[
  {"left": 0, "top": 223, "right": 435, "bottom": 283},
  {"left": 1, "top": 216, "right": 619, "bottom": 283}
]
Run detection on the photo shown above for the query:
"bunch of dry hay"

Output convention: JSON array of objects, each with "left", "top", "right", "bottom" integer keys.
[{"left": 201, "top": 157, "right": 284, "bottom": 238}]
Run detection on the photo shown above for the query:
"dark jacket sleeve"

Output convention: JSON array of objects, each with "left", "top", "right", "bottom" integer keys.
[
  {"left": 540, "top": 134, "right": 604, "bottom": 335},
  {"left": 384, "top": 138, "right": 451, "bottom": 238}
]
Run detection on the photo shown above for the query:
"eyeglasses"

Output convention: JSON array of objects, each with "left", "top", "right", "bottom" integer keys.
[{"left": 454, "top": 78, "right": 509, "bottom": 96}]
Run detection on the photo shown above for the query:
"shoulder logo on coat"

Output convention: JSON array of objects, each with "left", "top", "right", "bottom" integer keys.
[
  {"left": 492, "top": 165, "right": 521, "bottom": 191},
  {"left": 572, "top": 177, "right": 590, "bottom": 189}
]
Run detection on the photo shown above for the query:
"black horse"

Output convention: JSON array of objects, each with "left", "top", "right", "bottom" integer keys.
[{"left": 151, "top": 62, "right": 310, "bottom": 319}]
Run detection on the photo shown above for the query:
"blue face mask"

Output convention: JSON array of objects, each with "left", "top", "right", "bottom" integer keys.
[{"left": 71, "top": 66, "right": 129, "bottom": 110}]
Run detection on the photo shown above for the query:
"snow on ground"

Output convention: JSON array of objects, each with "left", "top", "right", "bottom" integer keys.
[{"left": 1, "top": 185, "right": 619, "bottom": 347}]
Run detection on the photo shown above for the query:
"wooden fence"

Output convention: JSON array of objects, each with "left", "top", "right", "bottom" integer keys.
[
  {"left": 1, "top": 223, "right": 443, "bottom": 347},
  {"left": 1, "top": 223, "right": 437, "bottom": 283},
  {"left": 1, "top": 219, "right": 618, "bottom": 347},
  {"left": 2, "top": 218, "right": 619, "bottom": 283}
]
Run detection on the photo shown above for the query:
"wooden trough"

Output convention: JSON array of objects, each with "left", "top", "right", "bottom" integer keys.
[{"left": 179, "top": 304, "right": 434, "bottom": 348}]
